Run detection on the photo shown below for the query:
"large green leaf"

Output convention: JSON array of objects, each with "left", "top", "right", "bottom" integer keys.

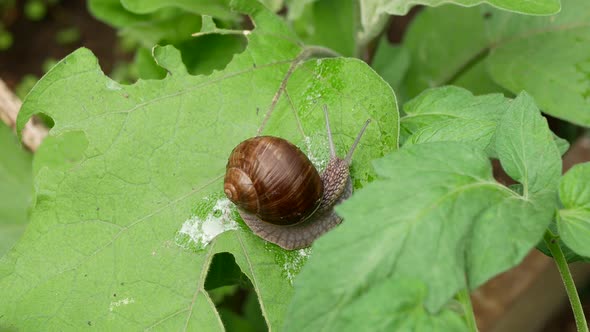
[
  {"left": 120, "top": 0, "right": 235, "bottom": 19},
  {"left": 371, "top": 38, "right": 410, "bottom": 100},
  {"left": 451, "top": 58, "right": 508, "bottom": 97},
  {"left": 283, "top": 92, "right": 559, "bottom": 330},
  {"left": 329, "top": 279, "right": 467, "bottom": 331},
  {"left": 89, "top": 0, "right": 205, "bottom": 45},
  {"left": 402, "top": 1, "right": 590, "bottom": 126},
  {"left": 400, "top": 86, "right": 510, "bottom": 154},
  {"left": 401, "top": 86, "right": 569, "bottom": 156},
  {"left": 401, "top": 5, "right": 489, "bottom": 98},
  {"left": 290, "top": 0, "right": 357, "bottom": 57},
  {"left": 1, "top": 1, "right": 398, "bottom": 330},
  {"left": 557, "top": 163, "right": 590, "bottom": 257},
  {"left": 360, "top": 0, "right": 560, "bottom": 45},
  {"left": 485, "top": 1, "right": 590, "bottom": 126},
  {"left": 0, "top": 122, "right": 32, "bottom": 257}
]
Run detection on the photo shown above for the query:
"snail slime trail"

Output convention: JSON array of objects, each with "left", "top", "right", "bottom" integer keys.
[
  {"left": 175, "top": 196, "right": 239, "bottom": 251},
  {"left": 224, "top": 105, "right": 371, "bottom": 250}
]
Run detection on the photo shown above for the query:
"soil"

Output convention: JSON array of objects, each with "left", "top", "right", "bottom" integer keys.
[{"left": 0, "top": 0, "right": 122, "bottom": 90}]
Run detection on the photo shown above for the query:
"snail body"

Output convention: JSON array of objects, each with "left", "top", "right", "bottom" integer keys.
[{"left": 224, "top": 107, "right": 370, "bottom": 250}]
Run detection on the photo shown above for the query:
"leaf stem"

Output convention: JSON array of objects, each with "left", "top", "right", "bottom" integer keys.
[
  {"left": 257, "top": 45, "right": 340, "bottom": 135},
  {"left": 544, "top": 230, "right": 589, "bottom": 332},
  {"left": 456, "top": 288, "right": 478, "bottom": 332},
  {"left": 440, "top": 46, "right": 489, "bottom": 86}
]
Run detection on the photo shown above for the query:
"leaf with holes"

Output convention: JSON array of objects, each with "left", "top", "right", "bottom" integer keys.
[
  {"left": 0, "top": 1, "right": 397, "bottom": 330},
  {"left": 88, "top": 0, "right": 246, "bottom": 79}
]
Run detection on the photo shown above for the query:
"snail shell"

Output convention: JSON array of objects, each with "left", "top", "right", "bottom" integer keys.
[
  {"left": 224, "top": 136, "right": 323, "bottom": 226},
  {"left": 224, "top": 107, "right": 370, "bottom": 250}
]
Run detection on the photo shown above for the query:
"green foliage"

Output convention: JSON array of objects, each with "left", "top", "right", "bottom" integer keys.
[
  {"left": 402, "top": 1, "right": 590, "bottom": 127},
  {"left": 290, "top": 0, "right": 357, "bottom": 57},
  {"left": 2, "top": 1, "right": 396, "bottom": 330},
  {"left": 24, "top": 0, "right": 47, "bottom": 21},
  {"left": 88, "top": 0, "right": 249, "bottom": 80},
  {"left": 359, "top": 0, "right": 560, "bottom": 45},
  {"left": 4, "top": 0, "right": 590, "bottom": 330},
  {"left": 15, "top": 74, "right": 39, "bottom": 100},
  {"left": 371, "top": 38, "right": 410, "bottom": 98},
  {"left": 0, "top": 28, "right": 13, "bottom": 50},
  {"left": 55, "top": 27, "right": 81, "bottom": 45},
  {"left": 285, "top": 91, "right": 561, "bottom": 330},
  {"left": 0, "top": 123, "right": 32, "bottom": 257},
  {"left": 402, "top": 6, "right": 489, "bottom": 98},
  {"left": 557, "top": 163, "right": 590, "bottom": 258}
]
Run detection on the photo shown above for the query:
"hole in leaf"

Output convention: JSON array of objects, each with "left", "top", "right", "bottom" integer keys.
[
  {"left": 33, "top": 112, "right": 54, "bottom": 129},
  {"left": 127, "top": 34, "right": 247, "bottom": 82},
  {"left": 179, "top": 34, "right": 248, "bottom": 76},
  {"left": 206, "top": 252, "right": 267, "bottom": 331}
]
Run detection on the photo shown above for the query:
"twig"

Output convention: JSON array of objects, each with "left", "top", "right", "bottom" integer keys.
[
  {"left": 257, "top": 46, "right": 341, "bottom": 135},
  {"left": 0, "top": 78, "right": 48, "bottom": 151}
]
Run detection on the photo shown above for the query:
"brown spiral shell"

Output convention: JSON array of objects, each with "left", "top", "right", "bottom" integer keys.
[{"left": 223, "top": 136, "right": 323, "bottom": 226}]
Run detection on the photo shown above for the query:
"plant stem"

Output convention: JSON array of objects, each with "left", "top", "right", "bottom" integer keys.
[
  {"left": 544, "top": 230, "right": 589, "bottom": 332},
  {"left": 456, "top": 288, "right": 478, "bottom": 332},
  {"left": 441, "top": 46, "right": 490, "bottom": 86}
]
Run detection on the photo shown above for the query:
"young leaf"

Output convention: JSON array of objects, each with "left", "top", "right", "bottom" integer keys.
[
  {"left": 495, "top": 92, "right": 562, "bottom": 196},
  {"left": 557, "top": 163, "right": 590, "bottom": 257},
  {"left": 537, "top": 222, "right": 590, "bottom": 263},
  {"left": 401, "top": 86, "right": 509, "bottom": 154},
  {"left": 0, "top": 122, "right": 32, "bottom": 257},
  {"left": 284, "top": 91, "right": 561, "bottom": 331},
  {"left": 2, "top": 1, "right": 398, "bottom": 330},
  {"left": 401, "top": 86, "right": 569, "bottom": 157}
]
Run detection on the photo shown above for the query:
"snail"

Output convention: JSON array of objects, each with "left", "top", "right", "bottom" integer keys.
[{"left": 223, "top": 106, "right": 370, "bottom": 250}]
